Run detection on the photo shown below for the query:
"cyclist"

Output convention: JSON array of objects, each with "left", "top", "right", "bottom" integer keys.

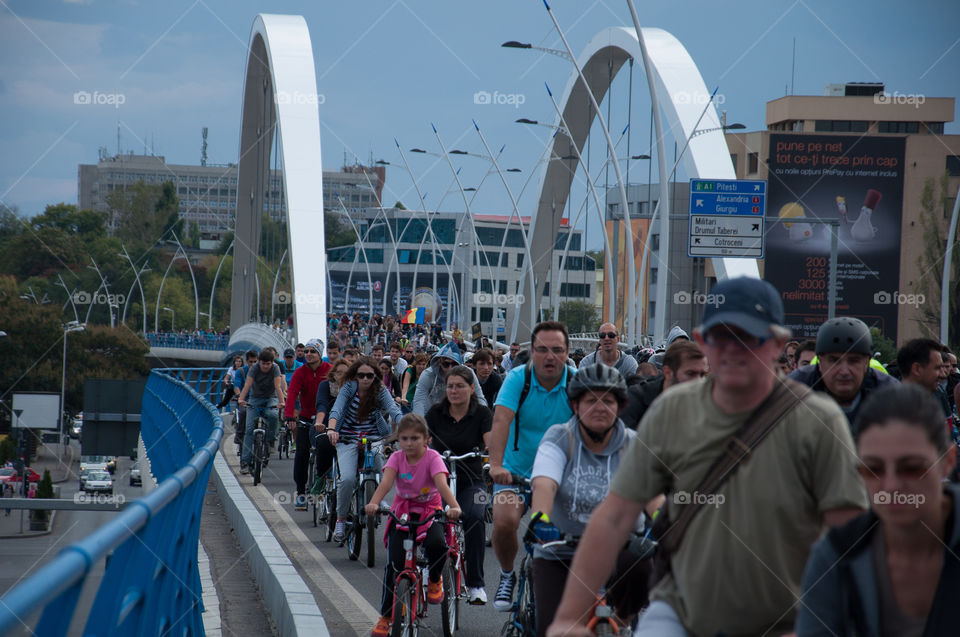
[
  {"left": 237, "top": 349, "right": 285, "bottom": 475},
  {"left": 529, "top": 362, "right": 647, "bottom": 635},
  {"left": 365, "top": 413, "right": 462, "bottom": 637},
  {"left": 488, "top": 320, "right": 574, "bottom": 611},
  {"left": 471, "top": 349, "right": 503, "bottom": 408},
  {"left": 232, "top": 350, "right": 259, "bottom": 446},
  {"left": 577, "top": 322, "right": 638, "bottom": 378},
  {"left": 412, "top": 342, "right": 487, "bottom": 416},
  {"left": 547, "top": 278, "right": 867, "bottom": 637},
  {"left": 314, "top": 359, "right": 350, "bottom": 479},
  {"left": 327, "top": 356, "right": 403, "bottom": 543},
  {"left": 788, "top": 318, "right": 898, "bottom": 427},
  {"left": 400, "top": 353, "right": 429, "bottom": 414},
  {"left": 621, "top": 340, "right": 708, "bottom": 430},
  {"left": 796, "top": 384, "right": 960, "bottom": 636},
  {"left": 426, "top": 365, "right": 493, "bottom": 605},
  {"left": 283, "top": 338, "right": 332, "bottom": 510},
  {"left": 279, "top": 348, "right": 303, "bottom": 385}
]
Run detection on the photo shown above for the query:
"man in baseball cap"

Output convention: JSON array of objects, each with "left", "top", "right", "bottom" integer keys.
[{"left": 549, "top": 277, "right": 866, "bottom": 636}]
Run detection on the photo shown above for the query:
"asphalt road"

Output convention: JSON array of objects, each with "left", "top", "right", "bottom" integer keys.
[{"left": 227, "top": 430, "right": 526, "bottom": 637}]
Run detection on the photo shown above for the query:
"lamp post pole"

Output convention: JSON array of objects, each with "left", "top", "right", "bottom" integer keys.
[{"left": 60, "top": 321, "right": 84, "bottom": 465}]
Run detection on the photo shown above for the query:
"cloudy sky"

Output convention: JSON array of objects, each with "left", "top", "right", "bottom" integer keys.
[{"left": 2, "top": 0, "right": 958, "bottom": 243}]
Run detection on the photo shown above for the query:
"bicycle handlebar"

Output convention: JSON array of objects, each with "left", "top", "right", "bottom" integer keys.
[
  {"left": 442, "top": 449, "right": 484, "bottom": 462},
  {"left": 376, "top": 506, "right": 447, "bottom": 529}
]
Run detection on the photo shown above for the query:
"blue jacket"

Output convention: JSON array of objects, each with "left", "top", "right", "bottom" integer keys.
[{"left": 328, "top": 380, "right": 402, "bottom": 437}]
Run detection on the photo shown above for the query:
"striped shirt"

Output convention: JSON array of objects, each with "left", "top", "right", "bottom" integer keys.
[{"left": 339, "top": 393, "right": 379, "bottom": 439}]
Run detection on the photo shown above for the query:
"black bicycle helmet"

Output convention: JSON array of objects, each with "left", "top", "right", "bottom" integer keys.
[
  {"left": 566, "top": 362, "right": 628, "bottom": 405},
  {"left": 815, "top": 317, "right": 872, "bottom": 356}
]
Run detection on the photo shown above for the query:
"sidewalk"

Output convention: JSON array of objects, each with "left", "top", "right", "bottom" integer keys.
[{"left": 0, "top": 440, "right": 77, "bottom": 538}]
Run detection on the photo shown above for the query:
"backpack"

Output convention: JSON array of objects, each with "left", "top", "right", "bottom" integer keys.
[{"left": 512, "top": 363, "right": 534, "bottom": 451}]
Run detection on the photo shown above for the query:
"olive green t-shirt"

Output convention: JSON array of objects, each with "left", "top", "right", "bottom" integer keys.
[{"left": 610, "top": 377, "right": 868, "bottom": 637}]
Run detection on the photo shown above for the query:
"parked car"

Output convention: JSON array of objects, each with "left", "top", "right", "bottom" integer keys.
[
  {"left": 82, "top": 470, "right": 113, "bottom": 494},
  {"left": 0, "top": 466, "right": 41, "bottom": 484},
  {"left": 129, "top": 468, "right": 142, "bottom": 486},
  {"left": 70, "top": 414, "right": 83, "bottom": 439}
]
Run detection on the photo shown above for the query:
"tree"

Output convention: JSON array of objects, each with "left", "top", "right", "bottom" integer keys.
[
  {"left": 556, "top": 300, "right": 600, "bottom": 334},
  {"left": 324, "top": 210, "right": 355, "bottom": 250},
  {"left": 31, "top": 469, "right": 54, "bottom": 529},
  {"left": 586, "top": 249, "right": 604, "bottom": 270},
  {"left": 869, "top": 327, "right": 897, "bottom": 365},
  {"left": 394, "top": 201, "right": 407, "bottom": 210},
  {"left": 189, "top": 221, "right": 201, "bottom": 248},
  {"left": 914, "top": 171, "right": 960, "bottom": 350}
]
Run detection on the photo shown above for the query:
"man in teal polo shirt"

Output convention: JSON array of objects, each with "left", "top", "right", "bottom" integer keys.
[{"left": 489, "top": 320, "right": 574, "bottom": 611}]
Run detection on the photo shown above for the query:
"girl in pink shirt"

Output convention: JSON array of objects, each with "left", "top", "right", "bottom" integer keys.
[{"left": 366, "top": 413, "right": 461, "bottom": 636}]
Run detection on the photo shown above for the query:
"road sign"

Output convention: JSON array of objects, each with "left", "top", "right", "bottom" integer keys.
[{"left": 688, "top": 179, "right": 766, "bottom": 258}]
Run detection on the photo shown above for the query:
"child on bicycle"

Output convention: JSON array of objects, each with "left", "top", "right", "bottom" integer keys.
[{"left": 365, "top": 413, "right": 462, "bottom": 637}]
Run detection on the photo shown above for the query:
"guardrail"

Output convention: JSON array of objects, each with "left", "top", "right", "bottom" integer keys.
[
  {"left": 146, "top": 332, "right": 230, "bottom": 351},
  {"left": 0, "top": 370, "right": 223, "bottom": 636},
  {"left": 155, "top": 367, "right": 229, "bottom": 406}
]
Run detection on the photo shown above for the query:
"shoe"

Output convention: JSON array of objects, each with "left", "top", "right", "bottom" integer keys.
[
  {"left": 467, "top": 587, "right": 487, "bottom": 605},
  {"left": 494, "top": 571, "right": 516, "bottom": 611},
  {"left": 295, "top": 494, "right": 308, "bottom": 511},
  {"left": 240, "top": 464, "right": 250, "bottom": 475},
  {"left": 310, "top": 477, "right": 323, "bottom": 496},
  {"left": 371, "top": 615, "right": 390, "bottom": 637},
  {"left": 333, "top": 519, "right": 346, "bottom": 543},
  {"left": 263, "top": 457, "right": 269, "bottom": 468},
  {"left": 427, "top": 577, "right": 443, "bottom": 604}
]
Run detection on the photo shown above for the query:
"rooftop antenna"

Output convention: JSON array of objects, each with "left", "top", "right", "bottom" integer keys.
[
  {"left": 201, "top": 127, "right": 208, "bottom": 166},
  {"left": 116, "top": 121, "right": 121, "bottom": 157},
  {"left": 791, "top": 37, "right": 796, "bottom": 95}
]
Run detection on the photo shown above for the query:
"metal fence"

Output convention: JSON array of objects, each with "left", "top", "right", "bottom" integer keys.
[
  {"left": 146, "top": 332, "right": 230, "bottom": 351},
  {"left": 0, "top": 370, "right": 223, "bottom": 636}
]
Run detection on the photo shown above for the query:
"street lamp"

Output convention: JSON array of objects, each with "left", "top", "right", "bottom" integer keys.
[
  {"left": 163, "top": 307, "right": 174, "bottom": 331},
  {"left": 501, "top": 40, "right": 572, "bottom": 61},
  {"left": 61, "top": 321, "right": 84, "bottom": 464}
]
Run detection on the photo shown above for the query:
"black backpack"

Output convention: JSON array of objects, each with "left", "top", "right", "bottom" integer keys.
[{"left": 512, "top": 363, "right": 534, "bottom": 451}]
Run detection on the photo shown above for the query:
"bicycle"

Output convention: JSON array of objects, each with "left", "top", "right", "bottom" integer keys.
[
  {"left": 377, "top": 507, "right": 453, "bottom": 637},
  {"left": 308, "top": 432, "right": 340, "bottom": 541},
  {"left": 500, "top": 475, "right": 534, "bottom": 637},
  {"left": 343, "top": 435, "right": 384, "bottom": 566},
  {"left": 245, "top": 404, "right": 277, "bottom": 486},
  {"left": 278, "top": 422, "right": 291, "bottom": 459},
  {"left": 441, "top": 449, "right": 484, "bottom": 626}
]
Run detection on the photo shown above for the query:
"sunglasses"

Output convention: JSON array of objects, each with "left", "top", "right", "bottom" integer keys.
[
  {"left": 305, "top": 349, "right": 320, "bottom": 354},
  {"left": 703, "top": 329, "right": 771, "bottom": 350},
  {"left": 440, "top": 361, "right": 456, "bottom": 369},
  {"left": 598, "top": 331, "right": 618, "bottom": 340},
  {"left": 356, "top": 372, "right": 376, "bottom": 380},
  {"left": 857, "top": 461, "right": 933, "bottom": 481}
]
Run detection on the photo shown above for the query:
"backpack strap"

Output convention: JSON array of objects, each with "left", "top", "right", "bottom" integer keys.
[
  {"left": 512, "top": 363, "right": 533, "bottom": 452},
  {"left": 659, "top": 379, "right": 812, "bottom": 554}
]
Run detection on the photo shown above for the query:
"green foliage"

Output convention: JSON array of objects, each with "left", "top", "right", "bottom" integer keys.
[
  {"left": 556, "top": 300, "right": 600, "bottom": 334},
  {"left": 37, "top": 470, "right": 54, "bottom": 499},
  {"left": 217, "top": 231, "right": 234, "bottom": 255},
  {"left": 188, "top": 221, "right": 201, "bottom": 248},
  {"left": 325, "top": 210, "right": 354, "bottom": 250},
  {"left": 394, "top": 201, "right": 407, "bottom": 210},
  {"left": 869, "top": 327, "right": 898, "bottom": 365},
  {"left": 914, "top": 171, "right": 960, "bottom": 350},
  {"left": 0, "top": 437, "right": 15, "bottom": 465},
  {"left": 585, "top": 249, "right": 604, "bottom": 270}
]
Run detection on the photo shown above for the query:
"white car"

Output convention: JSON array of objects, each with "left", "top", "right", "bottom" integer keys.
[
  {"left": 129, "top": 468, "right": 142, "bottom": 487},
  {"left": 82, "top": 470, "right": 113, "bottom": 494}
]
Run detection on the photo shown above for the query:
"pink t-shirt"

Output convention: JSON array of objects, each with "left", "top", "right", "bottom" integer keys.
[{"left": 384, "top": 447, "right": 449, "bottom": 542}]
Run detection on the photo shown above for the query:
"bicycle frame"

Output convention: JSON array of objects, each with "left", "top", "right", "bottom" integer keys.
[{"left": 378, "top": 509, "right": 445, "bottom": 629}]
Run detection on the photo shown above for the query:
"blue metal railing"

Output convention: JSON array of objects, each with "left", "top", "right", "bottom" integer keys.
[
  {"left": 146, "top": 332, "right": 230, "bottom": 351},
  {"left": 0, "top": 370, "right": 223, "bottom": 636},
  {"left": 155, "top": 368, "right": 229, "bottom": 406}
]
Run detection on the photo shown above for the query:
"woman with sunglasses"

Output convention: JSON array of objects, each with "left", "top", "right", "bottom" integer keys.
[
  {"left": 327, "top": 356, "right": 403, "bottom": 543},
  {"left": 796, "top": 383, "right": 960, "bottom": 637}
]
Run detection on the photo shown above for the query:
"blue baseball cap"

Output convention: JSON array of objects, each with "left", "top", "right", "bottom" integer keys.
[{"left": 699, "top": 277, "right": 785, "bottom": 339}]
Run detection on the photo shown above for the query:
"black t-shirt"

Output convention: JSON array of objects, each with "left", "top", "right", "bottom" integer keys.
[
  {"left": 248, "top": 363, "right": 280, "bottom": 399},
  {"left": 426, "top": 402, "right": 492, "bottom": 486},
  {"left": 478, "top": 372, "right": 503, "bottom": 409}
]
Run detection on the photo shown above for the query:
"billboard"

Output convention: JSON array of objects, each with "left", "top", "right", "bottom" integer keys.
[
  {"left": 764, "top": 134, "right": 906, "bottom": 339},
  {"left": 328, "top": 270, "right": 462, "bottom": 324},
  {"left": 11, "top": 392, "right": 60, "bottom": 430}
]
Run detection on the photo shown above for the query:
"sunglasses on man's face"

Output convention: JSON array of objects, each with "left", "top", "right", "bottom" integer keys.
[
  {"left": 356, "top": 372, "right": 376, "bottom": 380},
  {"left": 304, "top": 349, "right": 320, "bottom": 355},
  {"left": 598, "top": 331, "right": 618, "bottom": 340},
  {"left": 440, "top": 360, "right": 456, "bottom": 369}
]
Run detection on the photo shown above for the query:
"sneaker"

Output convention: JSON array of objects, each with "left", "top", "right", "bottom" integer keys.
[
  {"left": 467, "top": 587, "right": 487, "bottom": 605},
  {"left": 493, "top": 571, "right": 516, "bottom": 611},
  {"left": 240, "top": 464, "right": 250, "bottom": 475},
  {"left": 426, "top": 577, "right": 444, "bottom": 604},
  {"left": 333, "top": 519, "right": 346, "bottom": 543},
  {"left": 310, "top": 476, "right": 323, "bottom": 496},
  {"left": 295, "top": 494, "right": 308, "bottom": 511},
  {"left": 371, "top": 615, "right": 390, "bottom": 637}
]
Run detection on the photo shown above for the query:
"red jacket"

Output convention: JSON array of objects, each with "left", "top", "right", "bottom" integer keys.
[{"left": 283, "top": 362, "right": 331, "bottom": 420}]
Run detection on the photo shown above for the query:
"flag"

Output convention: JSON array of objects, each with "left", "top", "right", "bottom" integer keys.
[{"left": 402, "top": 307, "right": 425, "bottom": 324}]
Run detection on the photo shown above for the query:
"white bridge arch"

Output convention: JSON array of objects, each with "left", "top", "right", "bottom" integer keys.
[
  {"left": 518, "top": 26, "right": 759, "bottom": 341},
  {"left": 231, "top": 14, "right": 327, "bottom": 346}
]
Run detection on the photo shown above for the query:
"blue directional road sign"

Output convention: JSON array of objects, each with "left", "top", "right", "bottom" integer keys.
[{"left": 688, "top": 179, "right": 766, "bottom": 258}]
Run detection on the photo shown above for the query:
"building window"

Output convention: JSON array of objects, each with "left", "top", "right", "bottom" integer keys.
[
  {"left": 559, "top": 283, "right": 590, "bottom": 297},
  {"left": 651, "top": 234, "right": 660, "bottom": 251},
  {"left": 648, "top": 301, "right": 655, "bottom": 319},
  {"left": 480, "top": 308, "right": 493, "bottom": 322},
  {"left": 814, "top": 120, "right": 868, "bottom": 133},
  {"left": 947, "top": 156, "right": 960, "bottom": 177},
  {"left": 498, "top": 280, "right": 508, "bottom": 294},
  {"left": 650, "top": 267, "right": 658, "bottom": 284},
  {"left": 747, "top": 153, "right": 759, "bottom": 174},
  {"left": 927, "top": 122, "right": 944, "bottom": 135},
  {"left": 471, "top": 308, "right": 477, "bottom": 322},
  {"left": 878, "top": 121, "right": 920, "bottom": 134},
  {"left": 516, "top": 252, "right": 524, "bottom": 268}
]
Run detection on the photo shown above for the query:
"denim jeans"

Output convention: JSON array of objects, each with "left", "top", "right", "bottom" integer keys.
[
  {"left": 241, "top": 397, "right": 278, "bottom": 466},
  {"left": 635, "top": 601, "right": 690, "bottom": 636},
  {"left": 456, "top": 482, "right": 487, "bottom": 588},
  {"left": 335, "top": 439, "right": 383, "bottom": 518}
]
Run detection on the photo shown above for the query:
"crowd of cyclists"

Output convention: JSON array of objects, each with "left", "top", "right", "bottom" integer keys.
[{"left": 215, "top": 277, "right": 960, "bottom": 637}]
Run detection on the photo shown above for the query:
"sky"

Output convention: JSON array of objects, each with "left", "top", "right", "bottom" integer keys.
[{"left": 1, "top": 0, "right": 958, "bottom": 249}]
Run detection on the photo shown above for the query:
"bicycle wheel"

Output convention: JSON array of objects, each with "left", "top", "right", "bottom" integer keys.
[
  {"left": 324, "top": 487, "right": 337, "bottom": 542},
  {"left": 347, "top": 494, "right": 362, "bottom": 560},
  {"left": 593, "top": 621, "right": 615, "bottom": 636},
  {"left": 391, "top": 578, "right": 417, "bottom": 637},
  {"left": 365, "top": 480, "right": 377, "bottom": 567},
  {"left": 440, "top": 562, "right": 457, "bottom": 637},
  {"left": 518, "top": 562, "right": 536, "bottom": 636},
  {"left": 252, "top": 431, "right": 264, "bottom": 486}
]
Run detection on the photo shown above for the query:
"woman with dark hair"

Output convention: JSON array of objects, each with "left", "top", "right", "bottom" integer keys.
[
  {"left": 796, "top": 383, "right": 960, "bottom": 637},
  {"left": 400, "top": 353, "right": 429, "bottom": 414},
  {"left": 425, "top": 365, "right": 493, "bottom": 604},
  {"left": 378, "top": 357, "right": 402, "bottom": 402},
  {"left": 312, "top": 359, "right": 350, "bottom": 490},
  {"left": 327, "top": 356, "right": 403, "bottom": 543}
]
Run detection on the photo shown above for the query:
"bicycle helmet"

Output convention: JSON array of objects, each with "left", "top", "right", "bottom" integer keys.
[
  {"left": 566, "top": 362, "right": 628, "bottom": 405},
  {"left": 815, "top": 317, "right": 872, "bottom": 356}
]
